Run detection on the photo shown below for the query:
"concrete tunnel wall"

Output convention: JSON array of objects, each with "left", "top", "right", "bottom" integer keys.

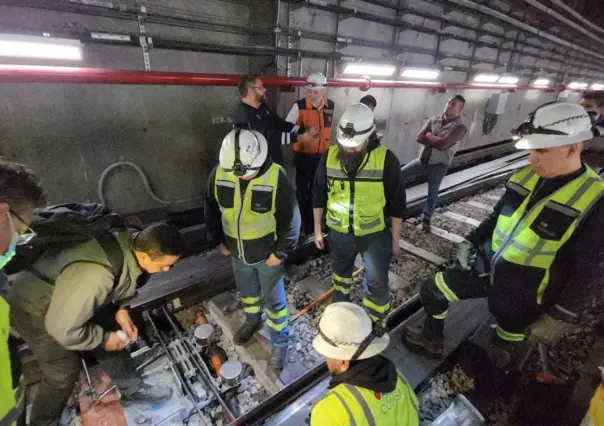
[{"left": 0, "top": 0, "right": 585, "bottom": 215}]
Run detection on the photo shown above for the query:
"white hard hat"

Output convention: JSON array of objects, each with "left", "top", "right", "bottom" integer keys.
[
  {"left": 337, "top": 103, "right": 376, "bottom": 148},
  {"left": 312, "top": 302, "right": 389, "bottom": 361},
  {"left": 306, "top": 72, "right": 327, "bottom": 90},
  {"left": 514, "top": 102, "right": 595, "bottom": 150},
  {"left": 219, "top": 128, "right": 267, "bottom": 178}
]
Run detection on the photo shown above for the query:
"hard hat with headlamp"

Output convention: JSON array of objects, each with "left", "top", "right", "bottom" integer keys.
[
  {"left": 337, "top": 103, "right": 376, "bottom": 148},
  {"left": 306, "top": 72, "right": 327, "bottom": 91},
  {"left": 312, "top": 302, "right": 389, "bottom": 361},
  {"left": 513, "top": 102, "right": 595, "bottom": 150},
  {"left": 219, "top": 127, "right": 268, "bottom": 179}
]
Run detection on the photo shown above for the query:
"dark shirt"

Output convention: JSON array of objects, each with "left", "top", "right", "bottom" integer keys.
[
  {"left": 467, "top": 165, "right": 604, "bottom": 318},
  {"left": 232, "top": 101, "right": 302, "bottom": 166},
  {"left": 329, "top": 355, "right": 398, "bottom": 393},
  {"left": 416, "top": 116, "right": 467, "bottom": 150},
  {"left": 313, "top": 134, "right": 406, "bottom": 219},
  {"left": 204, "top": 160, "right": 300, "bottom": 258}
]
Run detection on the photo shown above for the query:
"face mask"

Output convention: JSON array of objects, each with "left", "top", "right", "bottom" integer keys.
[{"left": 0, "top": 214, "right": 18, "bottom": 269}]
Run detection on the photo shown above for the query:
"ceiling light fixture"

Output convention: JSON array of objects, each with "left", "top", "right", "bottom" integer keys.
[
  {"left": 400, "top": 68, "right": 440, "bottom": 79},
  {"left": 473, "top": 73, "right": 500, "bottom": 83},
  {"left": 0, "top": 34, "right": 82, "bottom": 60},
  {"left": 343, "top": 63, "right": 396, "bottom": 77},
  {"left": 591, "top": 83, "right": 604, "bottom": 90},
  {"left": 532, "top": 78, "right": 550, "bottom": 87},
  {"left": 567, "top": 82, "right": 588, "bottom": 90},
  {"left": 498, "top": 76, "right": 519, "bottom": 84}
]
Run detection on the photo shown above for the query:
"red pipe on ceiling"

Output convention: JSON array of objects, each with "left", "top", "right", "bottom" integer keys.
[{"left": 0, "top": 65, "right": 571, "bottom": 91}]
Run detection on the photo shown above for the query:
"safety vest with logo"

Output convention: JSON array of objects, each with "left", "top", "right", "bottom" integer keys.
[
  {"left": 1, "top": 295, "right": 25, "bottom": 426},
  {"left": 214, "top": 164, "right": 281, "bottom": 265},
  {"left": 294, "top": 98, "right": 334, "bottom": 154},
  {"left": 325, "top": 145, "right": 388, "bottom": 236},
  {"left": 310, "top": 376, "right": 419, "bottom": 426},
  {"left": 491, "top": 166, "right": 604, "bottom": 306}
]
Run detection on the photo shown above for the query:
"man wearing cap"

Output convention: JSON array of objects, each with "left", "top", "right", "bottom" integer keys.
[
  {"left": 204, "top": 128, "right": 300, "bottom": 369},
  {"left": 285, "top": 72, "right": 335, "bottom": 235},
  {"left": 313, "top": 103, "right": 406, "bottom": 326},
  {"left": 311, "top": 302, "right": 419, "bottom": 426},
  {"left": 403, "top": 102, "right": 604, "bottom": 363}
]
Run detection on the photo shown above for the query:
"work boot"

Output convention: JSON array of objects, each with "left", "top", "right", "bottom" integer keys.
[
  {"left": 233, "top": 319, "right": 262, "bottom": 345},
  {"left": 422, "top": 219, "right": 431, "bottom": 232},
  {"left": 120, "top": 384, "right": 172, "bottom": 405},
  {"left": 269, "top": 346, "right": 288, "bottom": 370},
  {"left": 402, "top": 324, "right": 444, "bottom": 358}
]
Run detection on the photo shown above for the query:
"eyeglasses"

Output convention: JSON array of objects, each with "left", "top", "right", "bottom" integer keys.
[{"left": 9, "top": 210, "right": 37, "bottom": 245}]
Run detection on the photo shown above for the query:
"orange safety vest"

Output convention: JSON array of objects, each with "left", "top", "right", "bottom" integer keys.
[{"left": 294, "top": 97, "right": 334, "bottom": 154}]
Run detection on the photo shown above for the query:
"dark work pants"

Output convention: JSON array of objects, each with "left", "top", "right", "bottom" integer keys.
[
  {"left": 420, "top": 265, "right": 530, "bottom": 342},
  {"left": 10, "top": 304, "right": 143, "bottom": 426},
  {"left": 400, "top": 158, "right": 448, "bottom": 221},
  {"left": 329, "top": 229, "right": 393, "bottom": 322},
  {"left": 294, "top": 152, "right": 323, "bottom": 234}
]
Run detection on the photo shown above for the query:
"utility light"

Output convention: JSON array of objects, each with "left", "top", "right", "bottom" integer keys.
[
  {"left": 343, "top": 63, "right": 396, "bottom": 77},
  {"left": 473, "top": 74, "right": 500, "bottom": 83},
  {"left": 0, "top": 34, "right": 82, "bottom": 60},
  {"left": 568, "top": 82, "right": 588, "bottom": 90},
  {"left": 400, "top": 68, "right": 440, "bottom": 79},
  {"left": 591, "top": 83, "right": 604, "bottom": 90},
  {"left": 533, "top": 78, "right": 550, "bottom": 87},
  {"left": 498, "top": 76, "right": 519, "bottom": 84}
]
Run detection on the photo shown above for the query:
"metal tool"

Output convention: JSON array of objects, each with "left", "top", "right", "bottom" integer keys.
[{"left": 536, "top": 343, "right": 567, "bottom": 384}]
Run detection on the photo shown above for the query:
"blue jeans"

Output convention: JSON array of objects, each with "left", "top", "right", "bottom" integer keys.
[
  {"left": 329, "top": 229, "right": 393, "bottom": 322},
  {"left": 231, "top": 257, "right": 289, "bottom": 347},
  {"left": 400, "top": 158, "right": 448, "bottom": 221}
]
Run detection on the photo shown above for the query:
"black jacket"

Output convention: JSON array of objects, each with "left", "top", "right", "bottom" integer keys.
[
  {"left": 204, "top": 160, "right": 301, "bottom": 263},
  {"left": 313, "top": 133, "right": 407, "bottom": 219},
  {"left": 329, "top": 355, "right": 398, "bottom": 394},
  {"left": 232, "top": 101, "right": 303, "bottom": 166},
  {"left": 467, "top": 165, "right": 604, "bottom": 321}
]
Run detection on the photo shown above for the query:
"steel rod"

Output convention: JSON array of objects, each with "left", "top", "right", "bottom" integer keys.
[
  {"left": 160, "top": 306, "right": 236, "bottom": 422},
  {"left": 145, "top": 311, "right": 208, "bottom": 426}
]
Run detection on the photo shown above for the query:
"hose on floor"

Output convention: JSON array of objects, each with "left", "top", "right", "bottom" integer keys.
[{"left": 97, "top": 160, "right": 203, "bottom": 207}]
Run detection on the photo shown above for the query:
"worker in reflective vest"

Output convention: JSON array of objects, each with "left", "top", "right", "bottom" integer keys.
[
  {"left": 0, "top": 163, "right": 44, "bottom": 426},
  {"left": 313, "top": 103, "right": 406, "bottom": 325},
  {"left": 403, "top": 102, "right": 604, "bottom": 365},
  {"left": 205, "top": 128, "right": 300, "bottom": 369},
  {"left": 286, "top": 72, "right": 335, "bottom": 235},
  {"left": 310, "top": 302, "right": 419, "bottom": 426}
]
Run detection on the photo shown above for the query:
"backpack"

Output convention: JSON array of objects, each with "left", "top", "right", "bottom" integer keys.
[{"left": 5, "top": 203, "right": 132, "bottom": 287}]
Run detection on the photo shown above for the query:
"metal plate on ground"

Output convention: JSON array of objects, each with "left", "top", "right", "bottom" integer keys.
[
  {"left": 399, "top": 239, "right": 447, "bottom": 266},
  {"left": 385, "top": 299, "right": 489, "bottom": 389},
  {"left": 465, "top": 200, "right": 494, "bottom": 213}
]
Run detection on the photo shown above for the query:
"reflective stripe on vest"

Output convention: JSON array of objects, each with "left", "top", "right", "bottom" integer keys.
[
  {"left": 214, "top": 164, "right": 280, "bottom": 264},
  {"left": 316, "top": 376, "right": 419, "bottom": 426},
  {"left": 325, "top": 145, "right": 388, "bottom": 236},
  {"left": 491, "top": 166, "right": 604, "bottom": 303},
  {"left": 293, "top": 98, "right": 333, "bottom": 154}
]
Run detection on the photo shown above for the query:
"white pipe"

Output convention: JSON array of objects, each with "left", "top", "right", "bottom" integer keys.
[
  {"left": 446, "top": 0, "right": 604, "bottom": 63},
  {"left": 523, "top": 0, "right": 604, "bottom": 49},
  {"left": 549, "top": 0, "right": 604, "bottom": 39}
]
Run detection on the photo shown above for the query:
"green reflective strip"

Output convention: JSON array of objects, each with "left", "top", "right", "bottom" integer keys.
[
  {"left": 333, "top": 273, "right": 352, "bottom": 284},
  {"left": 517, "top": 169, "right": 535, "bottom": 186},
  {"left": 432, "top": 310, "right": 448, "bottom": 320},
  {"left": 434, "top": 272, "right": 458, "bottom": 302},
  {"left": 266, "top": 307, "right": 288, "bottom": 320},
  {"left": 566, "top": 177, "right": 599, "bottom": 206},
  {"left": 330, "top": 392, "right": 357, "bottom": 426},
  {"left": 326, "top": 167, "right": 347, "bottom": 178},
  {"left": 358, "top": 217, "right": 382, "bottom": 230},
  {"left": 496, "top": 326, "right": 525, "bottom": 342},
  {"left": 524, "top": 239, "right": 547, "bottom": 265},
  {"left": 243, "top": 306, "right": 262, "bottom": 314},
  {"left": 343, "top": 384, "right": 377, "bottom": 426},
  {"left": 362, "top": 297, "right": 391, "bottom": 314},
  {"left": 216, "top": 179, "right": 235, "bottom": 188},
  {"left": 355, "top": 169, "right": 383, "bottom": 179},
  {"left": 266, "top": 317, "right": 288, "bottom": 332},
  {"left": 241, "top": 296, "right": 261, "bottom": 304},
  {"left": 334, "top": 284, "right": 351, "bottom": 295},
  {"left": 368, "top": 313, "right": 379, "bottom": 323}
]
